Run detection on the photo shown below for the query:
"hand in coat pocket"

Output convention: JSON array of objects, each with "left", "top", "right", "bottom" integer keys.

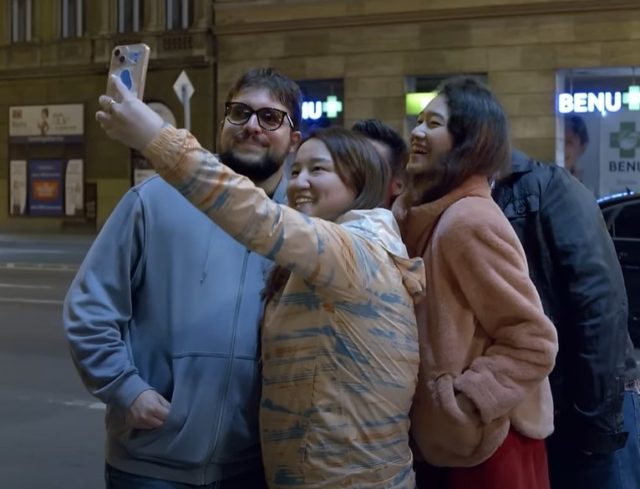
[{"left": 433, "top": 373, "right": 484, "bottom": 457}]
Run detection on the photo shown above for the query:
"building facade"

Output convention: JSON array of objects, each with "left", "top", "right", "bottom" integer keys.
[
  {"left": 3, "top": 0, "right": 640, "bottom": 232},
  {"left": 214, "top": 0, "right": 640, "bottom": 198},
  {"left": 0, "top": 0, "right": 214, "bottom": 231}
]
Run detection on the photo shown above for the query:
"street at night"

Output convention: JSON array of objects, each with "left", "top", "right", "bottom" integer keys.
[{"left": 0, "top": 236, "right": 102, "bottom": 488}]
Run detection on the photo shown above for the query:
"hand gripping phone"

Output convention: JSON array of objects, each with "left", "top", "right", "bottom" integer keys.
[{"left": 106, "top": 44, "right": 150, "bottom": 100}]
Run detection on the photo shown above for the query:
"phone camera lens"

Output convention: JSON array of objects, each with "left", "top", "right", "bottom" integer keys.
[
  {"left": 114, "top": 49, "right": 121, "bottom": 57},
  {"left": 119, "top": 56, "right": 126, "bottom": 63}
]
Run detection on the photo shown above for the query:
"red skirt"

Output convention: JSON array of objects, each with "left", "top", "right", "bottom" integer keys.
[{"left": 448, "top": 428, "right": 550, "bottom": 489}]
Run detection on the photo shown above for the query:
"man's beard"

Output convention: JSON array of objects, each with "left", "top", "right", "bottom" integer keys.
[{"left": 219, "top": 150, "right": 283, "bottom": 183}]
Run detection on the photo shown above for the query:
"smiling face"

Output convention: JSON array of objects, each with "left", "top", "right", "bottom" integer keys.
[
  {"left": 287, "top": 138, "right": 357, "bottom": 221},
  {"left": 218, "top": 87, "right": 300, "bottom": 187},
  {"left": 405, "top": 94, "right": 454, "bottom": 198}
]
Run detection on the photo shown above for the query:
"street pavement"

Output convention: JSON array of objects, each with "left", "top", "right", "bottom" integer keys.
[
  {"left": 0, "top": 233, "right": 93, "bottom": 270},
  {"left": 1, "top": 233, "right": 639, "bottom": 487},
  {"left": 0, "top": 234, "right": 103, "bottom": 489}
]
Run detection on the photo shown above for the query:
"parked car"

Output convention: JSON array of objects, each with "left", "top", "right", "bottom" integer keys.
[{"left": 598, "top": 191, "right": 640, "bottom": 346}]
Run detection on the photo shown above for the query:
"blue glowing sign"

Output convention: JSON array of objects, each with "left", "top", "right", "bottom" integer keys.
[{"left": 302, "top": 96, "right": 343, "bottom": 120}]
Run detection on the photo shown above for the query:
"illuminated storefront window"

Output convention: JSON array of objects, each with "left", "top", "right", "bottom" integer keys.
[
  {"left": 297, "top": 80, "right": 344, "bottom": 138},
  {"left": 556, "top": 68, "right": 640, "bottom": 197}
]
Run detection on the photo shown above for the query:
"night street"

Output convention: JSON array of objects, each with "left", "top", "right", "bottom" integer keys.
[
  {"left": 3, "top": 0, "right": 640, "bottom": 487},
  {"left": 1, "top": 232, "right": 638, "bottom": 489},
  {"left": 0, "top": 236, "right": 102, "bottom": 489},
  {"left": 0, "top": 233, "right": 92, "bottom": 269}
]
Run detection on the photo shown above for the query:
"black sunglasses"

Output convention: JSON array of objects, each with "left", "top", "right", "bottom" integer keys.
[{"left": 224, "top": 102, "right": 294, "bottom": 131}]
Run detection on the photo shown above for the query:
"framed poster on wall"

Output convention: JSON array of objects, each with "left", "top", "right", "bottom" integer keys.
[
  {"left": 28, "top": 159, "right": 65, "bottom": 216},
  {"left": 8, "top": 104, "right": 85, "bottom": 218},
  {"left": 10, "top": 104, "right": 83, "bottom": 139}
]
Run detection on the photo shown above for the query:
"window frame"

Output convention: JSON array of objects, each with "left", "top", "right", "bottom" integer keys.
[
  {"left": 11, "top": 0, "right": 32, "bottom": 43},
  {"left": 61, "top": 0, "right": 83, "bottom": 39},
  {"left": 117, "top": 0, "right": 142, "bottom": 33},
  {"left": 166, "top": 0, "right": 191, "bottom": 31}
]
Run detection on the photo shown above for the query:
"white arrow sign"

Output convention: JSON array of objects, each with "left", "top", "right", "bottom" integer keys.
[
  {"left": 173, "top": 70, "right": 194, "bottom": 130},
  {"left": 173, "top": 70, "right": 194, "bottom": 100}
]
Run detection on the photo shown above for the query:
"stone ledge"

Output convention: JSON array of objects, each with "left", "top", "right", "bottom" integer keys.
[{"left": 214, "top": 0, "right": 639, "bottom": 35}]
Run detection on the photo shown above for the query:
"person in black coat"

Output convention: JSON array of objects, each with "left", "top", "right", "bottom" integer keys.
[{"left": 493, "top": 150, "right": 640, "bottom": 489}]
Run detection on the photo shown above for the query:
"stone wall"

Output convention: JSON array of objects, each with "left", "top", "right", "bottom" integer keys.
[{"left": 214, "top": 0, "right": 640, "bottom": 161}]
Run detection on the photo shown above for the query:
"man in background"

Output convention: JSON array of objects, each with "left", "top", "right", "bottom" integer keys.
[
  {"left": 352, "top": 118, "right": 408, "bottom": 208},
  {"left": 493, "top": 149, "right": 640, "bottom": 489},
  {"left": 564, "top": 114, "right": 589, "bottom": 179}
]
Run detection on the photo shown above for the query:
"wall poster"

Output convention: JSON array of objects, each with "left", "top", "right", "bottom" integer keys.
[{"left": 28, "top": 159, "right": 65, "bottom": 216}]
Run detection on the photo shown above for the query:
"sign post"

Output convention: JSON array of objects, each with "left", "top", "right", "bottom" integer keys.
[{"left": 173, "top": 70, "right": 194, "bottom": 131}]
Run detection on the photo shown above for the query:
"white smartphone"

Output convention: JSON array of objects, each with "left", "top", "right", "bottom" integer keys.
[{"left": 106, "top": 43, "right": 150, "bottom": 100}]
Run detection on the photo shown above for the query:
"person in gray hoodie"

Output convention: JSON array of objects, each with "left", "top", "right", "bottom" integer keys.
[{"left": 63, "top": 67, "right": 302, "bottom": 488}]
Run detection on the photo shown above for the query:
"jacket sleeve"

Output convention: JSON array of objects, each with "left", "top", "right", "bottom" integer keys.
[
  {"left": 63, "top": 189, "right": 151, "bottom": 409},
  {"left": 142, "top": 126, "right": 375, "bottom": 294},
  {"left": 541, "top": 170, "right": 629, "bottom": 453},
  {"left": 437, "top": 204, "right": 558, "bottom": 423}
]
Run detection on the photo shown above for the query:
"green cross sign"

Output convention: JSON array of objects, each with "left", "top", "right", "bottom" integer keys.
[
  {"left": 623, "top": 85, "right": 640, "bottom": 111},
  {"left": 610, "top": 121, "right": 640, "bottom": 158},
  {"left": 322, "top": 96, "right": 343, "bottom": 119}
]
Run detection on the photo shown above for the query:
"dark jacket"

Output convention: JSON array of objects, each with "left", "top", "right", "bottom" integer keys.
[{"left": 492, "top": 151, "right": 640, "bottom": 455}]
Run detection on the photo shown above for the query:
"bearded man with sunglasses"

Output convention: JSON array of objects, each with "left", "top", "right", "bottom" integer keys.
[{"left": 64, "top": 68, "right": 302, "bottom": 489}]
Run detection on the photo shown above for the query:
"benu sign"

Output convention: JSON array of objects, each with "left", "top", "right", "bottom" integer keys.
[
  {"left": 302, "top": 96, "right": 343, "bottom": 120},
  {"left": 558, "top": 86, "right": 640, "bottom": 116}
]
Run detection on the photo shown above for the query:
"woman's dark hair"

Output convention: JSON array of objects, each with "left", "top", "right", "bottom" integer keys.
[
  {"left": 226, "top": 67, "right": 303, "bottom": 130},
  {"left": 352, "top": 118, "right": 408, "bottom": 178},
  {"left": 424, "top": 76, "right": 511, "bottom": 201},
  {"left": 261, "top": 126, "right": 388, "bottom": 306}
]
